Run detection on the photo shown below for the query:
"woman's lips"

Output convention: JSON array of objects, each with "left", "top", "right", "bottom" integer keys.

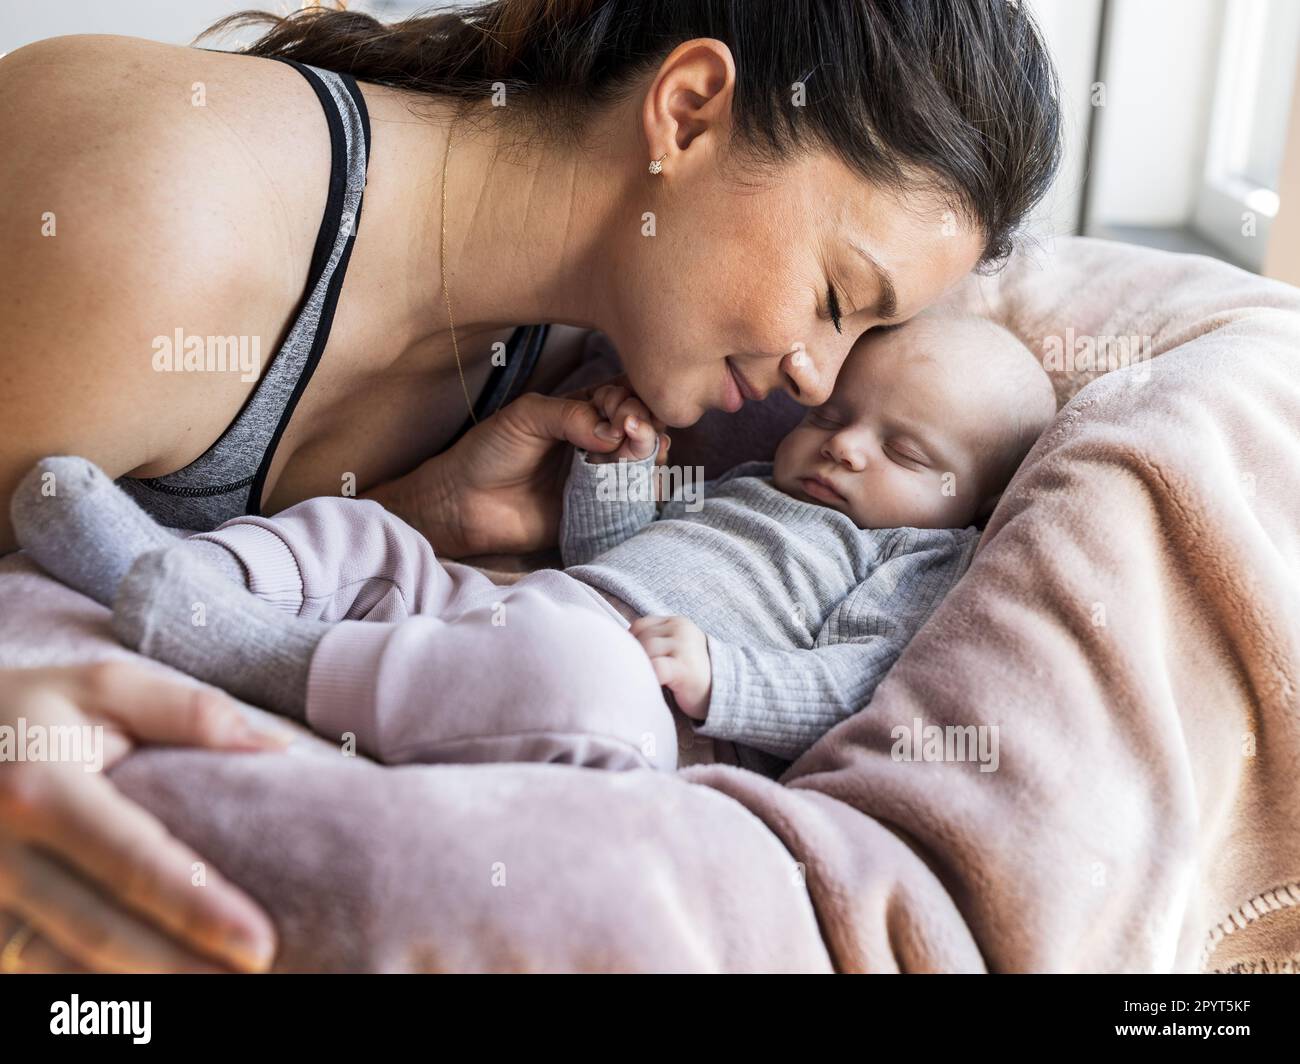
[
  {"left": 728, "top": 358, "right": 763, "bottom": 402},
  {"left": 800, "top": 475, "right": 846, "bottom": 505},
  {"left": 720, "top": 359, "right": 744, "bottom": 413}
]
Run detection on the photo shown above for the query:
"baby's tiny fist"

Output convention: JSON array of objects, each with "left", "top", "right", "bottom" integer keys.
[
  {"left": 587, "top": 395, "right": 660, "bottom": 464},
  {"left": 629, "top": 615, "right": 712, "bottom": 720}
]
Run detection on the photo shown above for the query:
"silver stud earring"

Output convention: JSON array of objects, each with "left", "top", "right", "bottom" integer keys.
[{"left": 648, "top": 153, "right": 666, "bottom": 175}]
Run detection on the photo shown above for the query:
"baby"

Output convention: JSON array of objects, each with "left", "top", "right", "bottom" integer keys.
[
  {"left": 560, "top": 310, "right": 1056, "bottom": 771},
  {"left": 12, "top": 311, "right": 1056, "bottom": 778}
]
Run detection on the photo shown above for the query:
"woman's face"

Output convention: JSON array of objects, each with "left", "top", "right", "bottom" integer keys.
[{"left": 602, "top": 149, "right": 986, "bottom": 429}]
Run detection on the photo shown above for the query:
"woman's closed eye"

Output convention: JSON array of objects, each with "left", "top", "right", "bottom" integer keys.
[{"left": 824, "top": 283, "right": 844, "bottom": 334}]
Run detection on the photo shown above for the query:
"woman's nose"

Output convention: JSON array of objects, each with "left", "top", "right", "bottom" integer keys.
[{"left": 781, "top": 344, "right": 835, "bottom": 406}]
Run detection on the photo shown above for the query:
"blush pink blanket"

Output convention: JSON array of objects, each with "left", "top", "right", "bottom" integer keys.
[{"left": 2, "top": 236, "right": 1298, "bottom": 972}]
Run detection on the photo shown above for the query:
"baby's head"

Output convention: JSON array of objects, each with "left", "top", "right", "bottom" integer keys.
[{"left": 772, "top": 311, "right": 1056, "bottom": 529}]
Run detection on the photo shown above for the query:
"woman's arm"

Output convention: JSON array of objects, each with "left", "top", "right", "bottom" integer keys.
[{"left": 0, "top": 37, "right": 314, "bottom": 553}]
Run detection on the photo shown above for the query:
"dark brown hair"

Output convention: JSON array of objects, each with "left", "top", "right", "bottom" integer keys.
[{"left": 206, "top": 0, "right": 1062, "bottom": 268}]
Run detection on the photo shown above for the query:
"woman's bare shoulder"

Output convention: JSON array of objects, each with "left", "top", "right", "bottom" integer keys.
[
  {"left": 0, "top": 35, "right": 327, "bottom": 268},
  {"left": 0, "top": 36, "right": 332, "bottom": 544}
]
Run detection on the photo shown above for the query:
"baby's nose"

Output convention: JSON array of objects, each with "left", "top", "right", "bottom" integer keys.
[{"left": 823, "top": 438, "right": 866, "bottom": 471}]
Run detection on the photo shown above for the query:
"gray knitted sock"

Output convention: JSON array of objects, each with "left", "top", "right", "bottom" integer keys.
[
  {"left": 10, "top": 456, "right": 184, "bottom": 606},
  {"left": 182, "top": 539, "right": 250, "bottom": 588},
  {"left": 113, "top": 546, "right": 328, "bottom": 721}
]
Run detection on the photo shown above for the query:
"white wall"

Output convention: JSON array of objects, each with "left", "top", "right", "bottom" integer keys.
[
  {"left": 0, "top": 0, "right": 269, "bottom": 54},
  {"left": 1025, "top": 0, "right": 1104, "bottom": 238},
  {"left": 0, "top": 0, "right": 445, "bottom": 54},
  {"left": 1264, "top": 46, "right": 1300, "bottom": 285},
  {"left": 1085, "top": 0, "right": 1222, "bottom": 227}
]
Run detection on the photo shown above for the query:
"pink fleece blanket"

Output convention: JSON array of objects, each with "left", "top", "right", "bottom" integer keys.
[{"left": 3, "top": 236, "right": 1298, "bottom": 972}]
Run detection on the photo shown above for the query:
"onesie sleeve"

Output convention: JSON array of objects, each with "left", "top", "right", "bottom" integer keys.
[
  {"left": 559, "top": 449, "right": 661, "bottom": 567},
  {"left": 698, "top": 527, "right": 980, "bottom": 761}
]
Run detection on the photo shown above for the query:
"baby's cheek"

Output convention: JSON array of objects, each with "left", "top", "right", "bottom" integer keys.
[
  {"left": 771, "top": 431, "right": 806, "bottom": 483},
  {"left": 890, "top": 474, "right": 930, "bottom": 522},
  {"left": 872, "top": 469, "right": 943, "bottom": 527},
  {"left": 843, "top": 469, "right": 889, "bottom": 526},
  {"left": 916, "top": 469, "right": 973, "bottom": 526}
]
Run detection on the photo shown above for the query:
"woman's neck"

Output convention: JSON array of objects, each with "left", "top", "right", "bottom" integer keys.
[{"left": 366, "top": 87, "right": 634, "bottom": 357}]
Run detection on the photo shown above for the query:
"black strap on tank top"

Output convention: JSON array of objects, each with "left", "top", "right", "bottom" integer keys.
[{"left": 116, "top": 54, "right": 548, "bottom": 531}]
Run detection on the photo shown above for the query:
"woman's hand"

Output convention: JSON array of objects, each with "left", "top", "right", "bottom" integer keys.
[
  {"left": 367, "top": 384, "right": 668, "bottom": 558},
  {"left": 0, "top": 662, "right": 290, "bottom": 973}
]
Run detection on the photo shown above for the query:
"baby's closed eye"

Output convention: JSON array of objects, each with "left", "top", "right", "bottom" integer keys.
[{"left": 885, "top": 441, "right": 930, "bottom": 468}]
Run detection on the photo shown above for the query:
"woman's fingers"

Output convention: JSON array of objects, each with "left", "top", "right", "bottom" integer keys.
[
  {"left": 503, "top": 393, "right": 623, "bottom": 455},
  {"left": 592, "top": 384, "right": 629, "bottom": 422},
  {"left": 0, "top": 927, "right": 87, "bottom": 975},
  {"left": 599, "top": 388, "right": 666, "bottom": 439},
  {"left": 6, "top": 763, "right": 276, "bottom": 973},
  {"left": 591, "top": 385, "right": 631, "bottom": 445},
  {"left": 0, "top": 664, "right": 282, "bottom": 973},
  {"left": 0, "top": 912, "right": 89, "bottom": 974},
  {"left": 78, "top": 661, "right": 292, "bottom": 752},
  {"left": 0, "top": 841, "right": 227, "bottom": 974},
  {"left": 536, "top": 379, "right": 667, "bottom": 457}
]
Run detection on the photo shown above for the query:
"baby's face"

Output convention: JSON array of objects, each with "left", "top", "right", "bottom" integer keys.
[{"left": 772, "top": 319, "right": 1000, "bottom": 529}]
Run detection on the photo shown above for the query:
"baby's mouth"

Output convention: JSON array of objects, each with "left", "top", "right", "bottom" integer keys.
[{"left": 800, "top": 474, "right": 847, "bottom": 505}]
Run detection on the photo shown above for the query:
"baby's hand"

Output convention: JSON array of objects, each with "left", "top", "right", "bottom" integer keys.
[
  {"left": 584, "top": 383, "right": 667, "bottom": 465},
  {"left": 630, "top": 615, "right": 712, "bottom": 720}
]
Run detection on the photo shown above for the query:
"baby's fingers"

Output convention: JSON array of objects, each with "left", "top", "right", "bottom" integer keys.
[
  {"left": 646, "top": 654, "right": 685, "bottom": 689},
  {"left": 611, "top": 400, "right": 658, "bottom": 460},
  {"left": 636, "top": 635, "right": 682, "bottom": 660},
  {"left": 630, "top": 615, "right": 676, "bottom": 637},
  {"left": 621, "top": 417, "right": 659, "bottom": 460}
]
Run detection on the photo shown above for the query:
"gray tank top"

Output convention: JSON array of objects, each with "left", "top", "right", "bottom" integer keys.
[{"left": 118, "top": 58, "right": 549, "bottom": 531}]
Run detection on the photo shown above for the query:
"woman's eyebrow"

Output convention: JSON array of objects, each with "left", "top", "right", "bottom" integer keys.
[{"left": 847, "top": 241, "right": 899, "bottom": 320}]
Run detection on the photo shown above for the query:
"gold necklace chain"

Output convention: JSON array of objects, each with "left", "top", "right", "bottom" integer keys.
[{"left": 441, "top": 114, "right": 477, "bottom": 425}]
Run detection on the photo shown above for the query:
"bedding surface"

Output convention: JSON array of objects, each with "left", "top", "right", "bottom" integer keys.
[{"left": 2, "top": 236, "right": 1298, "bottom": 972}]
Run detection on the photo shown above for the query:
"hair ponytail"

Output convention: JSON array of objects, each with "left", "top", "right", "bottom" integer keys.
[{"left": 203, "top": 1, "right": 660, "bottom": 129}]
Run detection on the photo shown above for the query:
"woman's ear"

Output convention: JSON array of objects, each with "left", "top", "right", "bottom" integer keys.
[{"left": 641, "top": 38, "right": 736, "bottom": 172}]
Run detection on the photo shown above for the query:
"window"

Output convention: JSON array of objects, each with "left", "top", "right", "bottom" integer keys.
[{"left": 1193, "top": 0, "right": 1300, "bottom": 268}]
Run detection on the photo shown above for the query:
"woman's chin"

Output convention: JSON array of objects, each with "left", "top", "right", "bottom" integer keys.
[{"left": 640, "top": 391, "right": 702, "bottom": 430}]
